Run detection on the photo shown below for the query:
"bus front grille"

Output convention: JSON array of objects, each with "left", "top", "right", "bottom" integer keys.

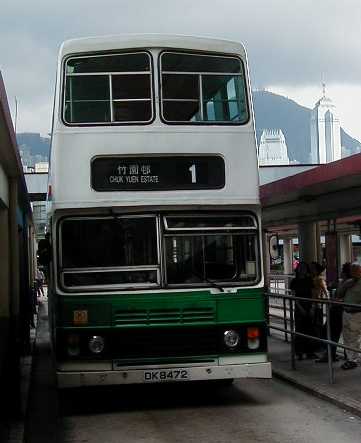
[
  {"left": 113, "top": 307, "right": 215, "bottom": 326},
  {"left": 112, "top": 327, "right": 219, "bottom": 358}
]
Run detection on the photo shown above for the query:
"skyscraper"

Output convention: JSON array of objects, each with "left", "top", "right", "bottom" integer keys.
[
  {"left": 310, "top": 84, "right": 341, "bottom": 164},
  {"left": 258, "top": 129, "right": 290, "bottom": 165}
]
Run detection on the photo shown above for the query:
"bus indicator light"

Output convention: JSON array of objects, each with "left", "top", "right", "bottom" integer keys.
[
  {"left": 247, "top": 327, "right": 260, "bottom": 339},
  {"left": 73, "top": 310, "right": 88, "bottom": 325},
  {"left": 247, "top": 327, "right": 260, "bottom": 350},
  {"left": 67, "top": 334, "right": 80, "bottom": 356}
]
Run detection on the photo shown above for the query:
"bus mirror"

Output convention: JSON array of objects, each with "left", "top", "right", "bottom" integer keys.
[
  {"left": 269, "top": 234, "right": 280, "bottom": 260},
  {"left": 37, "top": 237, "right": 51, "bottom": 265}
]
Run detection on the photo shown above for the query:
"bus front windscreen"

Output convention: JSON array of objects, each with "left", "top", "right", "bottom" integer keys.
[
  {"left": 164, "top": 234, "right": 258, "bottom": 285},
  {"left": 60, "top": 216, "right": 159, "bottom": 289},
  {"left": 59, "top": 214, "right": 258, "bottom": 291}
]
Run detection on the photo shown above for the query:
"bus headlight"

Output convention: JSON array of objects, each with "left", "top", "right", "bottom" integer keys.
[
  {"left": 88, "top": 336, "right": 105, "bottom": 354},
  {"left": 224, "top": 330, "right": 240, "bottom": 349},
  {"left": 67, "top": 334, "right": 80, "bottom": 356}
]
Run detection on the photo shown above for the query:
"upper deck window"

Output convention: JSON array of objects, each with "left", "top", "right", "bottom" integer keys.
[
  {"left": 63, "top": 52, "right": 153, "bottom": 125},
  {"left": 160, "top": 52, "right": 248, "bottom": 124}
]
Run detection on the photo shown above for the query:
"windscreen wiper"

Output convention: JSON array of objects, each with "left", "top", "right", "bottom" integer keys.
[{"left": 190, "top": 269, "right": 225, "bottom": 292}]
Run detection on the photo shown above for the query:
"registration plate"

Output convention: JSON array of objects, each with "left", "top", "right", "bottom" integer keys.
[{"left": 143, "top": 368, "right": 190, "bottom": 382}]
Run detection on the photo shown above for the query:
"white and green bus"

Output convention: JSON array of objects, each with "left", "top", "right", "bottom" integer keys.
[{"left": 46, "top": 34, "right": 271, "bottom": 388}]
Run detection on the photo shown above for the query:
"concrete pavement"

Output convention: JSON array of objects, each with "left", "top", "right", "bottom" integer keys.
[{"left": 269, "top": 335, "right": 361, "bottom": 417}]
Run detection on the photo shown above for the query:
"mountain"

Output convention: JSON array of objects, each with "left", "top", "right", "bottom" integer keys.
[
  {"left": 252, "top": 90, "right": 361, "bottom": 163},
  {"left": 17, "top": 133, "right": 50, "bottom": 158},
  {"left": 16, "top": 133, "right": 50, "bottom": 167}
]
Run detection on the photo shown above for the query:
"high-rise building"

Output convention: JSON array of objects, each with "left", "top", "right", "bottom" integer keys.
[
  {"left": 310, "top": 84, "right": 341, "bottom": 164},
  {"left": 34, "top": 162, "right": 49, "bottom": 173},
  {"left": 258, "top": 129, "right": 290, "bottom": 165}
]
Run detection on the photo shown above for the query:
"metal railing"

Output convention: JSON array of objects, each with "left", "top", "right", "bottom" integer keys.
[
  {"left": 266, "top": 285, "right": 361, "bottom": 384},
  {"left": 268, "top": 274, "right": 293, "bottom": 342}
]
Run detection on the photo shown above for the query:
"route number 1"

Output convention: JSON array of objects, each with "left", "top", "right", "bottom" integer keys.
[{"left": 189, "top": 164, "right": 197, "bottom": 183}]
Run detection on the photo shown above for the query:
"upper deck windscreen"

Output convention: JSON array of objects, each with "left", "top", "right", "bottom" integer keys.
[
  {"left": 62, "top": 49, "right": 249, "bottom": 126},
  {"left": 160, "top": 52, "right": 248, "bottom": 124},
  {"left": 64, "top": 52, "right": 153, "bottom": 124}
]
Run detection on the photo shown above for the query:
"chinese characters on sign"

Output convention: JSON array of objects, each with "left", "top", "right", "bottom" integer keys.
[{"left": 109, "top": 163, "right": 159, "bottom": 184}]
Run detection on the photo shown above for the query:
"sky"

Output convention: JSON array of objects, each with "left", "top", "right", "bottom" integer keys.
[{"left": 1, "top": 0, "right": 361, "bottom": 140}]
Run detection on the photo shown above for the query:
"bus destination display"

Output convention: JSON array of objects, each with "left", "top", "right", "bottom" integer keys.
[{"left": 91, "top": 156, "right": 225, "bottom": 191}]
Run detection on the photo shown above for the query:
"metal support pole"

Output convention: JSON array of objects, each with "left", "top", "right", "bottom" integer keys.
[
  {"left": 283, "top": 297, "right": 288, "bottom": 342},
  {"left": 289, "top": 298, "right": 296, "bottom": 370},
  {"left": 326, "top": 303, "right": 334, "bottom": 384}
]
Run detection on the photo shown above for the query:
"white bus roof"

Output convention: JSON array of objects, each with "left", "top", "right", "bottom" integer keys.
[{"left": 59, "top": 34, "right": 246, "bottom": 58}]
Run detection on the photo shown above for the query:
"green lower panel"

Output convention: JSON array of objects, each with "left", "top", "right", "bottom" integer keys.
[
  {"left": 57, "top": 287, "right": 265, "bottom": 328},
  {"left": 217, "top": 297, "right": 265, "bottom": 323}
]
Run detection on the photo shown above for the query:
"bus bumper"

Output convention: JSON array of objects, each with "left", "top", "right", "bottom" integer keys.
[{"left": 57, "top": 361, "right": 272, "bottom": 388}]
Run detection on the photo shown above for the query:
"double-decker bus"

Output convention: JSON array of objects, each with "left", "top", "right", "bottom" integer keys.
[{"left": 46, "top": 34, "right": 271, "bottom": 388}]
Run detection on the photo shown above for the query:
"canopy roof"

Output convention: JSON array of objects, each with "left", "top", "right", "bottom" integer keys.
[{"left": 260, "top": 153, "right": 361, "bottom": 228}]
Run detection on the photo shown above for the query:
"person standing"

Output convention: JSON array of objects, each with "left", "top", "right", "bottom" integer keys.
[
  {"left": 309, "top": 261, "right": 328, "bottom": 347},
  {"left": 290, "top": 262, "right": 317, "bottom": 359},
  {"left": 341, "top": 262, "right": 361, "bottom": 370},
  {"left": 316, "top": 262, "right": 352, "bottom": 362}
]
